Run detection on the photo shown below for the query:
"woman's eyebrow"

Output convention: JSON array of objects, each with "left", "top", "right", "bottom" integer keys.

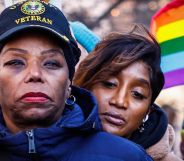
[
  {"left": 1, "top": 48, "right": 64, "bottom": 56},
  {"left": 1, "top": 48, "right": 27, "bottom": 55},
  {"left": 41, "top": 49, "right": 64, "bottom": 56},
  {"left": 136, "top": 78, "right": 150, "bottom": 87}
]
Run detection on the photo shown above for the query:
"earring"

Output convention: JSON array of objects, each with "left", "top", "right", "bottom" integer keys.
[
  {"left": 143, "top": 114, "right": 149, "bottom": 123},
  {"left": 65, "top": 95, "right": 76, "bottom": 106},
  {"left": 138, "top": 114, "right": 149, "bottom": 133}
]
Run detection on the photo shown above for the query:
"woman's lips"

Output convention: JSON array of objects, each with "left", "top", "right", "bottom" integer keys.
[
  {"left": 101, "top": 112, "right": 126, "bottom": 126},
  {"left": 20, "top": 92, "right": 51, "bottom": 103}
]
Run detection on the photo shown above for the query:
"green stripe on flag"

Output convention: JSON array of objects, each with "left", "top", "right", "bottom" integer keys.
[{"left": 160, "top": 36, "right": 184, "bottom": 56}]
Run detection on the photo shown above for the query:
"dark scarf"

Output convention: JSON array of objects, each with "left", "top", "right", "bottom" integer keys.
[{"left": 129, "top": 104, "right": 168, "bottom": 149}]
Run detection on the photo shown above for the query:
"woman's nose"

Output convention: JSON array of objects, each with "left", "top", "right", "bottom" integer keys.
[
  {"left": 110, "top": 89, "right": 128, "bottom": 109},
  {"left": 24, "top": 61, "right": 43, "bottom": 83}
]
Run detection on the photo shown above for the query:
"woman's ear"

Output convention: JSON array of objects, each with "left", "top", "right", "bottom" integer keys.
[
  {"left": 67, "top": 86, "right": 71, "bottom": 98},
  {"left": 66, "top": 79, "right": 71, "bottom": 99}
]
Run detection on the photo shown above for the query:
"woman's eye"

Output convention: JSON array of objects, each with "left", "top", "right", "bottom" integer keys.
[
  {"left": 102, "top": 81, "right": 117, "bottom": 88},
  {"left": 43, "top": 60, "right": 61, "bottom": 69},
  {"left": 4, "top": 59, "right": 25, "bottom": 67},
  {"left": 132, "top": 91, "right": 146, "bottom": 100}
]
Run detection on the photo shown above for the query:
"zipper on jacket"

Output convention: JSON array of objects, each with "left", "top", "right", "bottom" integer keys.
[{"left": 26, "top": 129, "right": 36, "bottom": 154}]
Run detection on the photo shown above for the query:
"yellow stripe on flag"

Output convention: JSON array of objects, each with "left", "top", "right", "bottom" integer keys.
[{"left": 157, "top": 20, "right": 184, "bottom": 43}]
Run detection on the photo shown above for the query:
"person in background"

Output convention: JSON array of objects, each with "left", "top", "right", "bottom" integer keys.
[
  {"left": 74, "top": 24, "right": 182, "bottom": 161},
  {"left": 70, "top": 21, "right": 101, "bottom": 54},
  {"left": 150, "top": 1, "right": 184, "bottom": 157},
  {"left": 69, "top": 21, "right": 101, "bottom": 69},
  {"left": 0, "top": 1, "right": 154, "bottom": 161},
  {"left": 162, "top": 104, "right": 177, "bottom": 127},
  {"left": 181, "top": 121, "right": 184, "bottom": 159}
]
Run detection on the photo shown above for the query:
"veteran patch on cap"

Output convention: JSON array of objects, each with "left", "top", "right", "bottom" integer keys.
[
  {"left": 21, "top": 0, "right": 45, "bottom": 15},
  {"left": 0, "top": 0, "right": 81, "bottom": 80}
]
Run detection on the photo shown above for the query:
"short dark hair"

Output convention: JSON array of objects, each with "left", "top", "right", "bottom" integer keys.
[{"left": 74, "top": 24, "right": 164, "bottom": 104}]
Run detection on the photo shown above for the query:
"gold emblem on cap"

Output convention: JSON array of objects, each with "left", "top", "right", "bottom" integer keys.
[{"left": 21, "top": 0, "right": 45, "bottom": 15}]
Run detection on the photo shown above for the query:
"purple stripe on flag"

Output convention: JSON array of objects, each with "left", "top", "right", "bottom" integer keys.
[{"left": 164, "top": 68, "right": 184, "bottom": 88}]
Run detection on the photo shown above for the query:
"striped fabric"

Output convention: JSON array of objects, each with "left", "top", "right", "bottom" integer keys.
[{"left": 150, "top": 0, "right": 184, "bottom": 88}]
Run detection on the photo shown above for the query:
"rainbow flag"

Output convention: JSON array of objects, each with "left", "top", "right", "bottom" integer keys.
[{"left": 150, "top": 0, "right": 184, "bottom": 88}]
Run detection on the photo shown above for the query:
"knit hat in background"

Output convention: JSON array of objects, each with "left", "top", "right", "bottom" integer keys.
[{"left": 70, "top": 21, "right": 100, "bottom": 53}]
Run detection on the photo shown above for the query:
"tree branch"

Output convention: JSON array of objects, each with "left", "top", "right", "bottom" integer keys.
[{"left": 89, "top": 0, "right": 125, "bottom": 29}]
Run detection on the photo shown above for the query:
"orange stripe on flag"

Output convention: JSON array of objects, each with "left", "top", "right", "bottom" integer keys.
[{"left": 152, "top": 5, "right": 184, "bottom": 33}]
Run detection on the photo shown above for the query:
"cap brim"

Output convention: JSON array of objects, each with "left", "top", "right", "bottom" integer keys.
[{"left": 0, "top": 24, "right": 70, "bottom": 45}]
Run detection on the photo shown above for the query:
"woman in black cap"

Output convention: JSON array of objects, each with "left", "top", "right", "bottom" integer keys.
[{"left": 74, "top": 25, "right": 182, "bottom": 161}]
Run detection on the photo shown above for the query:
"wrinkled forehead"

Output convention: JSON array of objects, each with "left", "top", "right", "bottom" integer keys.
[
  {"left": 1, "top": 35, "right": 66, "bottom": 60},
  {"left": 0, "top": 29, "right": 67, "bottom": 53}
]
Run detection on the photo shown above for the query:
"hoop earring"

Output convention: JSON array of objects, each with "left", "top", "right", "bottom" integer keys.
[
  {"left": 65, "top": 95, "right": 76, "bottom": 106},
  {"left": 138, "top": 114, "right": 149, "bottom": 133}
]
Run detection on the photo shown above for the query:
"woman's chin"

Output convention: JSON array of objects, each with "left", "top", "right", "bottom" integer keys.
[
  {"left": 102, "top": 122, "right": 125, "bottom": 137},
  {"left": 11, "top": 108, "right": 59, "bottom": 128}
]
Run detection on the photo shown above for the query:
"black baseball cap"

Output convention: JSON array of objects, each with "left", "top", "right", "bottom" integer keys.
[{"left": 0, "top": 0, "right": 81, "bottom": 80}]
